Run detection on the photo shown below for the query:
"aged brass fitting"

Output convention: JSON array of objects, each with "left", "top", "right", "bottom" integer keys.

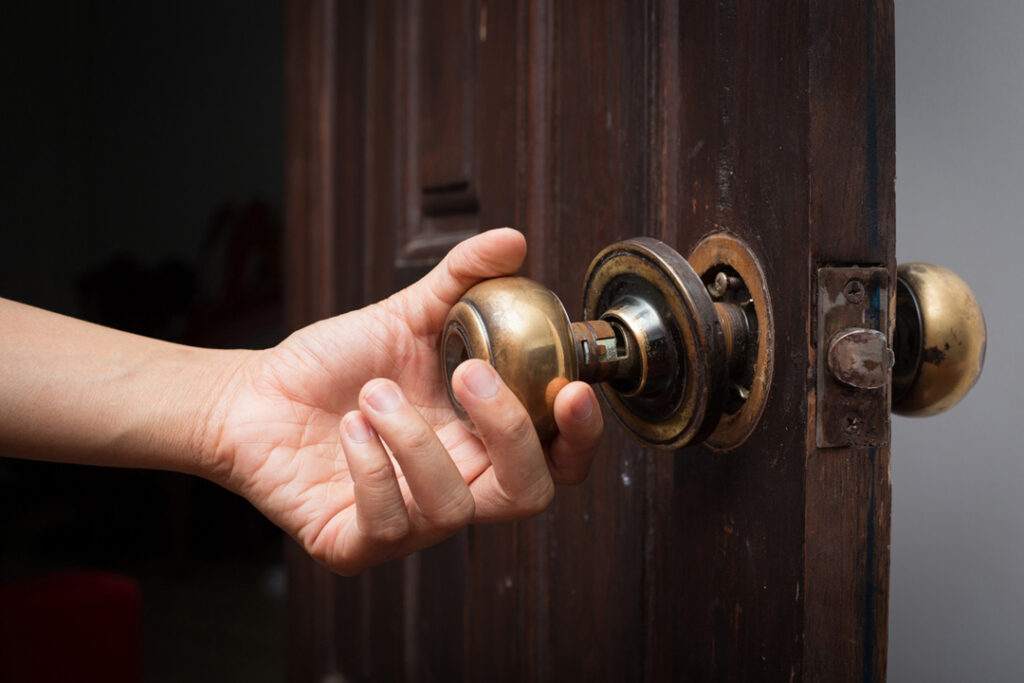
[
  {"left": 688, "top": 234, "right": 774, "bottom": 450},
  {"left": 442, "top": 277, "right": 577, "bottom": 439},
  {"left": 441, "top": 237, "right": 772, "bottom": 450},
  {"left": 892, "top": 263, "right": 987, "bottom": 416}
]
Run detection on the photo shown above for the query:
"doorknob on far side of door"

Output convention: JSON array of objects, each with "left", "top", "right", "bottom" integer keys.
[
  {"left": 816, "top": 261, "right": 986, "bottom": 448},
  {"left": 440, "top": 235, "right": 774, "bottom": 451},
  {"left": 892, "top": 263, "right": 987, "bottom": 417}
]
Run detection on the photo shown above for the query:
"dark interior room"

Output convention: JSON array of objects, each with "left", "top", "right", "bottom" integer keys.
[{"left": 1, "top": 3, "right": 286, "bottom": 680}]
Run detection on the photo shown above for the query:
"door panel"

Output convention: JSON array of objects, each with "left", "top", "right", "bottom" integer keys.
[{"left": 285, "top": 1, "right": 894, "bottom": 681}]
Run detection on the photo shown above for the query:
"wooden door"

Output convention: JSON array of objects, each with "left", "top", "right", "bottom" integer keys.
[{"left": 284, "top": 1, "right": 894, "bottom": 680}]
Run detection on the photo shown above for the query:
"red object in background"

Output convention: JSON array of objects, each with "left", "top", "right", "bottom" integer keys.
[{"left": 0, "top": 571, "right": 141, "bottom": 683}]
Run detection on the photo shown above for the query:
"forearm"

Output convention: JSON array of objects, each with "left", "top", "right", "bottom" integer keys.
[{"left": 0, "top": 297, "right": 248, "bottom": 476}]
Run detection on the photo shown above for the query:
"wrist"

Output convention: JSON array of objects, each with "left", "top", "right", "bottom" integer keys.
[{"left": 181, "top": 347, "right": 257, "bottom": 484}]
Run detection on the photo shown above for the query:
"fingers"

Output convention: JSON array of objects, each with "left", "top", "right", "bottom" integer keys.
[
  {"left": 549, "top": 382, "right": 603, "bottom": 485},
  {"left": 334, "top": 367, "right": 599, "bottom": 574},
  {"left": 339, "top": 412, "right": 410, "bottom": 546},
  {"left": 335, "top": 385, "right": 477, "bottom": 575},
  {"left": 358, "top": 380, "right": 476, "bottom": 532},
  {"left": 451, "top": 360, "right": 554, "bottom": 521},
  {"left": 396, "top": 228, "right": 527, "bottom": 329}
]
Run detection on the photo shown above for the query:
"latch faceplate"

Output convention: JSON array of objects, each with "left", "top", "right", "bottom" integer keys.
[{"left": 816, "top": 266, "right": 892, "bottom": 448}]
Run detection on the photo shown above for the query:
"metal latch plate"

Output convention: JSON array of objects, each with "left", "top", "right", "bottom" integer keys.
[{"left": 816, "top": 266, "right": 891, "bottom": 448}]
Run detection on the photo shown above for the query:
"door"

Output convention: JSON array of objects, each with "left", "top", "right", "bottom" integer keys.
[{"left": 284, "top": 1, "right": 894, "bottom": 680}]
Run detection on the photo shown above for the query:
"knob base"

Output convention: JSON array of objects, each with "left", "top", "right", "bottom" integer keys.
[
  {"left": 688, "top": 233, "right": 774, "bottom": 451},
  {"left": 583, "top": 238, "right": 727, "bottom": 450}
]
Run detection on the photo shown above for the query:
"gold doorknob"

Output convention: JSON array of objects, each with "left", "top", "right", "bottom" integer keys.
[
  {"left": 892, "top": 263, "right": 987, "bottom": 416},
  {"left": 441, "top": 236, "right": 774, "bottom": 450}
]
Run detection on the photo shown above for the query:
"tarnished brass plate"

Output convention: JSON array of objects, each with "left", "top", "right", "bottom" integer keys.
[
  {"left": 582, "top": 238, "right": 727, "bottom": 450},
  {"left": 688, "top": 233, "right": 774, "bottom": 451}
]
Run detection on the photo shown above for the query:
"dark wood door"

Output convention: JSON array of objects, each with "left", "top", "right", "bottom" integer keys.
[{"left": 284, "top": 1, "right": 894, "bottom": 680}]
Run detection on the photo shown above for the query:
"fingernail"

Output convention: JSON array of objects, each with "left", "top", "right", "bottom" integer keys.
[
  {"left": 344, "top": 413, "right": 374, "bottom": 443},
  {"left": 571, "top": 393, "right": 594, "bottom": 422},
  {"left": 366, "top": 383, "right": 402, "bottom": 413},
  {"left": 464, "top": 362, "right": 498, "bottom": 399}
]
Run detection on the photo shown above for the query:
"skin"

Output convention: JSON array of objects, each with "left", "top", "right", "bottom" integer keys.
[{"left": 0, "top": 228, "right": 603, "bottom": 575}]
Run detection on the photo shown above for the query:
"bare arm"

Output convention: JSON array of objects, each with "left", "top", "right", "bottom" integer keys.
[
  {"left": 0, "top": 297, "right": 244, "bottom": 475},
  {"left": 0, "top": 229, "right": 604, "bottom": 575}
]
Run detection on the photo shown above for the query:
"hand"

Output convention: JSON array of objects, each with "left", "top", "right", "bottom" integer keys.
[{"left": 206, "top": 229, "right": 604, "bottom": 575}]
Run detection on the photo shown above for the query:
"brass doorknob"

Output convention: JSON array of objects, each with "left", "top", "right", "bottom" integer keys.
[
  {"left": 440, "top": 236, "right": 774, "bottom": 450},
  {"left": 892, "top": 263, "right": 987, "bottom": 416}
]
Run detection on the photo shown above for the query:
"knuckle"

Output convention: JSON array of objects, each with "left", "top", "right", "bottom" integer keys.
[
  {"left": 395, "top": 423, "right": 437, "bottom": 454},
  {"left": 364, "top": 515, "right": 410, "bottom": 545},
  {"left": 518, "top": 477, "right": 555, "bottom": 516},
  {"left": 424, "top": 491, "right": 476, "bottom": 532},
  {"left": 492, "top": 408, "right": 535, "bottom": 448},
  {"left": 446, "top": 242, "right": 487, "bottom": 282},
  {"left": 357, "top": 460, "right": 397, "bottom": 489},
  {"left": 495, "top": 473, "right": 555, "bottom": 518}
]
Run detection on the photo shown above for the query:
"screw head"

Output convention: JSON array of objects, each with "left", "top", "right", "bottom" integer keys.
[
  {"left": 842, "top": 413, "right": 863, "bottom": 434},
  {"left": 843, "top": 279, "right": 865, "bottom": 304},
  {"left": 707, "top": 271, "right": 730, "bottom": 298}
]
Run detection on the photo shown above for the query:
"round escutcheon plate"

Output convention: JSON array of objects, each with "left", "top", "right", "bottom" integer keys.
[
  {"left": 688, "top": 233, "right": 774, "bottom": 451},
  {"left": 582, "top": 238, "right": 727, "bottom": 450}
]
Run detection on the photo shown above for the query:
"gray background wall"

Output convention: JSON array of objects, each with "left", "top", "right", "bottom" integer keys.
[{"left": 891, "top": 1, "right": 1024, "bottom": 680}]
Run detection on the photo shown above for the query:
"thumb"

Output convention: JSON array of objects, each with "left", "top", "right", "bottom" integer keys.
[{"left": 394, "top": 228, "right": 527, "bottom": 329}]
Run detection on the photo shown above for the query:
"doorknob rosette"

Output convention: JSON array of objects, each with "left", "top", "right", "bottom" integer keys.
[
  {"left": 581, "top": 238, "right": 728, "bottom": 449},
  {"left": 687, "top": 233, "right": 774, "bottom": 450}
]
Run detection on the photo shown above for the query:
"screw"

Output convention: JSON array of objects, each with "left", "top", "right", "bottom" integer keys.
[
  {"left": 842, "top": 413, "right": 863, "bottom": 434},
  {"left": 707, "top": 271, "right": 730, "bottom": 298},
  {"left": 843, "top": 279, "right": 865, "bottom": 304},
  {"left": 707, "top": 271, "right": 743, "bottom": 299}
]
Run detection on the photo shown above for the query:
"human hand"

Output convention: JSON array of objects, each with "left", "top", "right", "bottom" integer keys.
[{"left": 205, "top": 229, "right": 604, "bottom": 575}]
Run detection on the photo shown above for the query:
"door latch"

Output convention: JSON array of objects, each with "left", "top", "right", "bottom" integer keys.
[{"left": 816, "top": 266, "right": 892, "bottom": 448}]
